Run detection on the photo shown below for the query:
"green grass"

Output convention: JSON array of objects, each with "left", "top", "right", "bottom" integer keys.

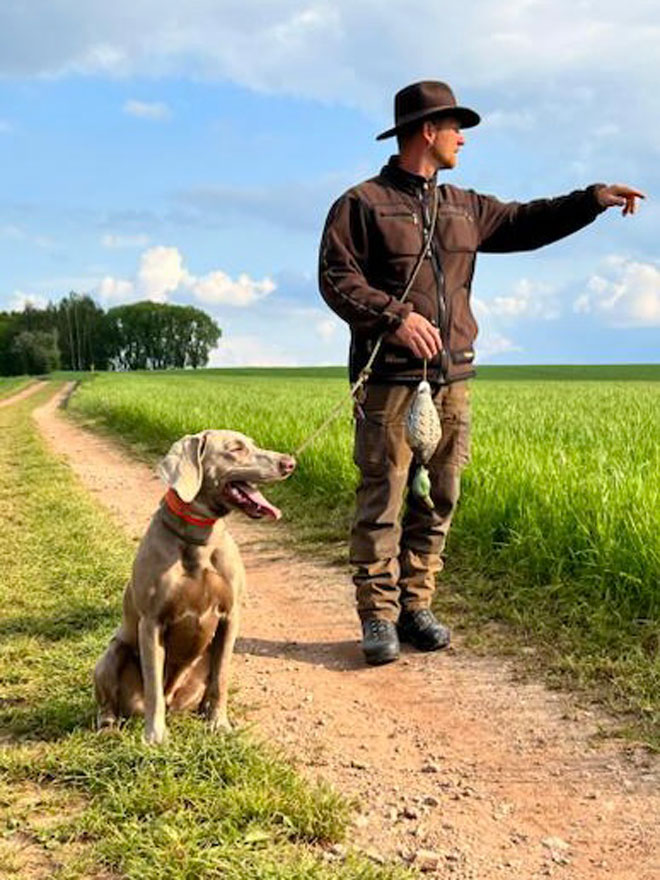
[
  {"left": 474, "top": 363, "right": 660, "bottom": 381},
  {"left": 67, "top": 367, "right": 660, "bottom": 743},
  {"left": 0, "top": 376, "right": 33, "bottom": 398},
  {"left": 0, "top": 386, "right": 411, "bottom": 880}
]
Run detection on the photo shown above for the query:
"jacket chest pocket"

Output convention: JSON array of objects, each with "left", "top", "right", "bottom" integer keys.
[
  {"left": 374, "top": 208, "right": 423, "bottom": 256},
  {"left": 436, "top": 208, "right": 478, "bottom": 253}
]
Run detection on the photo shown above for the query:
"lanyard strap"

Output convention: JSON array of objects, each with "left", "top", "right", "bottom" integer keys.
[{"left": 295, "top": 187, "right": 439, "bottom": 458}]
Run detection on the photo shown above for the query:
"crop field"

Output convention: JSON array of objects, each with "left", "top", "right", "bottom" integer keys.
[{"left": 68, "top": 365, "right": 660, "bottom": 738}]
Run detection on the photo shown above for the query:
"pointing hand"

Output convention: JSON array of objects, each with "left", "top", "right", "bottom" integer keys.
[{"left": 597, "top": 184, "right": 646, "bottom": 216}]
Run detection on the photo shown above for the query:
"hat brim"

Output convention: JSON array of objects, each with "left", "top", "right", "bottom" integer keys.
[{"left": 376, "top": 105, "right": 480, "bottom": 140}]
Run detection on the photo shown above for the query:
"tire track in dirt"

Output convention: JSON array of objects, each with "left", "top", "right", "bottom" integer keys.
[
  {"left": 0, "top": 380, "right": 47, "bottom": 408},
  {"left": 33, "top": 385, "right": 659, "bottom": 880}
]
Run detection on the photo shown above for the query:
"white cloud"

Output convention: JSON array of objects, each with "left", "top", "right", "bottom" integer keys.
[
  {"left": 136, "top": 246, "right": 192, "bottom": 302},
  {"left": 477, "top": 331, "right": 521, "bottom": 360},
  {"left": 8, "top": 291, "right": 49, "bottom": 312},
  {"left": 191, "top": 271, "right": 275, "bottom": 306},
  {"left": 482, "top": 110, "right": 535, "bottom": 131},
  {"left": 1, "top": 2, "right": 658, "bottom": 115},
  {"left": 101, "top": 233, "right": 151, "bottom": 248},
  {"left": 473, "top": 277, "right": 561, "bottom": 361},
  {"left": 95, "top": 245, "right": 276, "bottom": 308},
  {"left": 275, "top": 305, "right": 342, "bottom": 341},
  {"left": 476, "top": 278, "right": 560, "bottom": 321},
  {"left": 574, "top": 257, "right": 660, "bottom": 326},
  {"left": 76, "top": 43, "right": 127, "bottom": 75},
  {"left": 98, "top": 276, "right": 135, "bottom": 301},
  {"left": 123, "top": 99, "right": 172, "bottom": 121},
  {"left": 0, "top": 3, "right": 657, "bottom": 221},
  {"left": 208, "top": 335, "right": 297, "bottom": 367}
]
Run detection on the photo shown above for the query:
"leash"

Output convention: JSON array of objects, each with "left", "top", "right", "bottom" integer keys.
[{"left": 295, "top": 188, "right": 439, "bottom": 458}]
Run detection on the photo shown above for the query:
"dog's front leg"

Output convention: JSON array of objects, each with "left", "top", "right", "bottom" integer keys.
[
  {"left": 201, "top": 608, "right": 240, "bottom": 733},
  {"left": 139, "top": 617, "right": 167, "bottom": 744}
]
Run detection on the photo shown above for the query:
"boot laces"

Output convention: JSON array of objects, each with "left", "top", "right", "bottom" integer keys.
[
  {"left": 367, "top": 619, "right": 393, "bottom": 639},
  {"left": 412, "top": 609, "right": 435, "bottom": 628},
  {"left": 402, "top": 609, "right": 439, "bottom": 632}
]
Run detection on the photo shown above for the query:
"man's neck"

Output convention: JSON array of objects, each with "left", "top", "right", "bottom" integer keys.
[{"left": 397, "top": 151, "right": 438, "bottom": 181}]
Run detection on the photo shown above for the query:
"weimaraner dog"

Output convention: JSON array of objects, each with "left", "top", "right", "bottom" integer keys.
[{"left": 94, "top": 429, "right": 295, "bottom": 744}]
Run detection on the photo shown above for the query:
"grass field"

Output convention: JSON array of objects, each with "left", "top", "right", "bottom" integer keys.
[
  {"left": 0, "top": 387, "right": 410, "bottom": 880},
  {"left": 68, "top": 366, "right": 660, "bottom": 742}
]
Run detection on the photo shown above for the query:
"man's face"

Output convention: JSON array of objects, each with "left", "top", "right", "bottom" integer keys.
[{"left": 428, "top": 116, "right": 465, "bottom": 169}]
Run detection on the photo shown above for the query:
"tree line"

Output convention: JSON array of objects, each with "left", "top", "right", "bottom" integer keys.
[{"left": 0, "top": 294, "right": 222, "bottom": 375}]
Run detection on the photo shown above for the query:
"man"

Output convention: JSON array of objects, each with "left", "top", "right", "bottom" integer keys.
[{"left": 318, "top": 80, "right": 644, "bottom": 666}]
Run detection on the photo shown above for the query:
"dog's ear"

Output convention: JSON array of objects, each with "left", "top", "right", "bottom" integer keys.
[{"left": 158, "top": 432, "right": 208, "bottom": 502}]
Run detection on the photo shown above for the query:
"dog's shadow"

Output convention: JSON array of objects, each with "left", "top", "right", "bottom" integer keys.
[{"left": 236, "top": 636, "right": 363, "bottom": 671}]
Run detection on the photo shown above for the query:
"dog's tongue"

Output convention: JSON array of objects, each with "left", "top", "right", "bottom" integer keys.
[{"left": 235, "top": 483, "right": 281, "bottom": 520}]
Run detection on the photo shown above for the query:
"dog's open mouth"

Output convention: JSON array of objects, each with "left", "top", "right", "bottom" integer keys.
[{"left": 222, "top": 481, "right": 281, "bottom": 520}]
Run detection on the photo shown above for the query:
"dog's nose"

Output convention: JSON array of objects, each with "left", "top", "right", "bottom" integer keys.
[{"left": 280, "top": 455, "right": 296, "bottom": 475}]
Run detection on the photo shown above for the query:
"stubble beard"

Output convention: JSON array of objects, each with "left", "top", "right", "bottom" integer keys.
[{"left": 430, "top": 143, "right": 457, "bottom": 171}]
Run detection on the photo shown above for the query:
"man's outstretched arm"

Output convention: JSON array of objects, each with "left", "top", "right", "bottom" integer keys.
[{"left": 476, "top": 183, "right": 646, "bottom": 254}]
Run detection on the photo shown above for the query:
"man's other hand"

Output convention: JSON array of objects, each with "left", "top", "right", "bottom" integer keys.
[
  {"left": 388, "top": 312, "right": 442, "bottom": 360},
  {"left": 597, "top": 184, "right": 646, "bottom": 216}
]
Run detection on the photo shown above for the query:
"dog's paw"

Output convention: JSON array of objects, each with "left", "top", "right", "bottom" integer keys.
[
  {"left": 199, "top": 697, "right": 232, "bottom": 733},
  {"left": 143, "top": 724, "right": 168, "bottom": 746},
  {"left": 208, "top": 713, "right": 232, "bottom": 734},
  {"left": 96, "top": 711, "right": 117, "bottom": 732}
]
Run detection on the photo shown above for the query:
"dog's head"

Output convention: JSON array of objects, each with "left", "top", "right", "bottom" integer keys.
[{"left": 158, "top": 430, "right": 295, "bottom": 520}]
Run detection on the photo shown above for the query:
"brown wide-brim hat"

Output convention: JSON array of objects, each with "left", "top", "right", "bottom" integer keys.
[{"left": 376, "top": 80, "right": 480, "bottom": 140}]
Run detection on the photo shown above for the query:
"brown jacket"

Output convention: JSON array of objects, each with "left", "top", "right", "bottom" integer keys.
[{"left": 319, "top": 157, "right": 605, "bottom": 384}]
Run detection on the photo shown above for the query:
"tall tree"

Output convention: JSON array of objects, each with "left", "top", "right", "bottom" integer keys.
[
  {"left": 56, "top": 293, "right": 109, "bottom": 371},
  {"left": 105, "top": 302, "right": 221, "bottom": 370}
]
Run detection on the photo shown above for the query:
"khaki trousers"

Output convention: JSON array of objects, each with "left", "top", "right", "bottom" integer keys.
[{"left": 350, "top": 381, "right": 471, "bottom": 622}]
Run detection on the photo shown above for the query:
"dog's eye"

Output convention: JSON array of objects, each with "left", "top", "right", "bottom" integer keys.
[{"left": 227, "top": 442, "right": 247, "bottom": 455}]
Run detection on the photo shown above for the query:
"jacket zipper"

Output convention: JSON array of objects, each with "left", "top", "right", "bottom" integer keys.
[{"left": 420, "top": 188, "right": 448, "bottom": 377}]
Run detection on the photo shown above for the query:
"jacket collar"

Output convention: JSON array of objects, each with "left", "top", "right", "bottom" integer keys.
[{"left": 381, "top": 155, "right": 436, "bottom": 197}]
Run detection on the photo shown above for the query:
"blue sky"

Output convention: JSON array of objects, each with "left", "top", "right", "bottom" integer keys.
[{"left": 1, "top": 1, "right": 658, "bottom": 366}]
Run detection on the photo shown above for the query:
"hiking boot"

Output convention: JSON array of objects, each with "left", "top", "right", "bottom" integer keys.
[
  {"left": 397, "top": 608, "right": 451, "bottom": 652},
  {"left": 361, "top": 618, "right": 400, "bottom": 666}
]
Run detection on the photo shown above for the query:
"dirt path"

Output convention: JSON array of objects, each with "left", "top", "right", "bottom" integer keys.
[
  {"left": 0, "top": 380, "right": 46, "bottom": 408},
  {"left": 33, "top": 386, "right": 659, "bottom": 880}
]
